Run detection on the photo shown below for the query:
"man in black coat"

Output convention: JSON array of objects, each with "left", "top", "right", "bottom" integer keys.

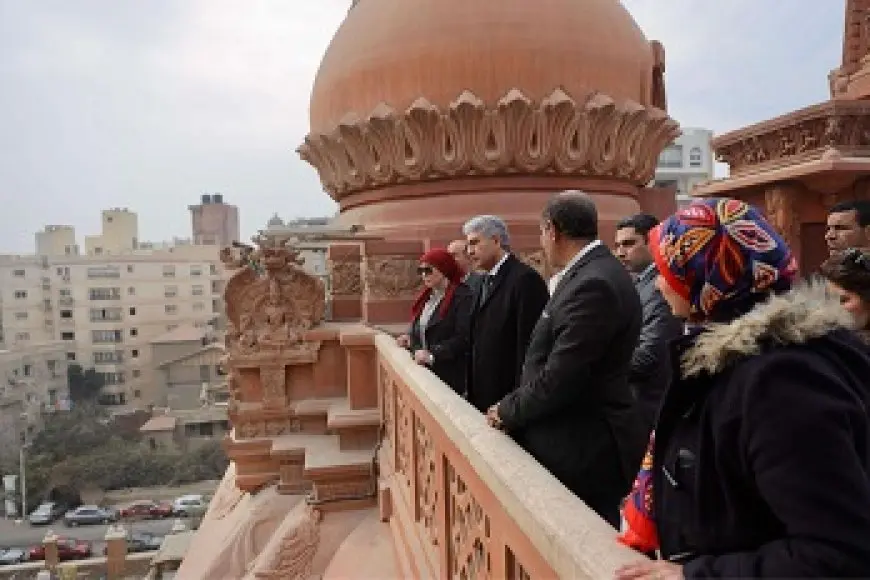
[
  {"left": 615, "top": 214, "right": 682, "bottom": 433},
  {"left": 488, "top": 192, "right": 647, "bottom": 528},
  {"left": 463, "top": 216, "right": 549, "bottom": 413}
]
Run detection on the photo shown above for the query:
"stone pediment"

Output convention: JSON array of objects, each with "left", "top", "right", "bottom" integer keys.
[{"left": 222, "top": 235, "right": 326, "bottom": 365}]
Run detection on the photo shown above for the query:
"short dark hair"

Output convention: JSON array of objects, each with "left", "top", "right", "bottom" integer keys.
[
  {"left": 616, "top": 213, "right": 660, "bottom": 239},
  {"left": 542, "top": 191, "right": 598, "bottom": 239},
  {"left": 820, "top": 248, "right": 870, "bottom": 302},
  {"left": 829, "top": 200, "right": 870, "bottom": 227}
]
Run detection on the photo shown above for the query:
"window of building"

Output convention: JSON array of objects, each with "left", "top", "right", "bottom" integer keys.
[
  {"left": 191, "top": 285, "right": 204, "bottom": 296},
  {"left": 13, "top": 290, "right": 27, "bottom": 299},
  {"left": 199, "top": 423, "right": 214, "bottom": 437},
  {"left": 210, "top": 264, "right": 217, "bottom": 275},
  {"left": 134, "top": 389, "right": 142, "bottom": 399},
  {"left": 91, "top": 330, "right": 122, "bottom": 343},
  {"left": 94, "top": 247, "right": 103, "bottom": 255},
  {"left": 211, "top": 280, "right": 222, "bottom": 294},
  {"left": 166, "top": 324, "right": 178, "bottom": 331},
  {"left": 199, "top": 365, "right": 210, "bottom": 381},
  {"left": 94, "top": 351, "right": 123, "bottom": 363},
  {"left": 185, "top": 424, "right": 197, "bottom": 437},
  {"left": 148, "top": 437, "right": 157, "bottom": 450},
  {"left": 48, "top": 389, "right": 58, "bottom": 407},
  {"left": 212, "top": 299, "right": 220, "bottom": 313},
  {"left": 60, "top": 310, "right": 72, "bottom": 319},
  {"left": 59, "top": 288, "right": 71, "bottom": 297},
  {"left": 90, "top": 307, "right": 122, "bottom": 322},
  {"left": 47, "top": 360, "right": 56, "bottom": 374},
  {"left": 193, "top": 302, "right": 204, "bottom": 312},
  {"left": 23, "top": 364, "right": 32, "bottom": 377},
  {"left": 164, "top": 285, "right": 178, "bottom": 298},
  {"left": 165, "top": 304, "right": 177, "bottom": 315},
  {"left": 657, "top": 145, "right": 683, "bottom": 168},
  {"left": 128, "top": 287, "right": 135, "bottom": 295},
  {"left": 689, "top": 146, "right": 703, "bottom": 167},
  {"left": 86, "top": 266, "right": 120, "bottom": 279},
  {"left": 162, "top": 265, "right": 176, "bottom": 278},
  {"left": 130, "top": 328, "right": 138, "bottom": 337},
  {"left": 127, "top": 265, "right": 134, "bottom": 273},
  {"left": 131, "top": 349, "right": 139, "bottom": 358},
  {"left": 14, "top": 312, "right": 27, "bottom": 320},
  {"left": 66, "top": 352, "right": 76, "bottom": 361},
  {"left": 88, "top": 287, "right": 121, "bottom": 300},
  {"left": 190, "top": 265, "right": 202, "bottom": 276},
  {"left": 132, "top": 369, "right": 141, "bottom": 378},
  {"left": 12, "top": 269, "right": 25, "bottom": 277},
  {"left": 61, "top": 331, "right": 75, "bottom": 341}
]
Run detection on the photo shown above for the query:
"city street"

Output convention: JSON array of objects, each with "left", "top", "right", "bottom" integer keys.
[{"left": 0, "top": 516, "right": 176, "bottom": 556}]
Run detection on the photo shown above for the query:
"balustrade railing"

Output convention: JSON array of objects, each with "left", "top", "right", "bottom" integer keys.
[{"left": 375, "top": 334, "right": 643, "bottom": 579}]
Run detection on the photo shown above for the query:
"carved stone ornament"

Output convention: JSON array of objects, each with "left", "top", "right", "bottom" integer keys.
[
  {"left": 254, "top": 505, "right": 321, "bottom": 580},
  {"left": 364, "top": 256, "right": 421, "bottom": 300},
  {"left": 764, "top": 185, "right": 801, "bottom": 246},
  {"left": 330, "top": 260, "right": 363, "bottom": 295},
  {"left": 223, "top": 236, "right": 326, "bottom": 360},
  {"left": 517, "top": 250, "right": 549, "bottom": 279},
  {"left": 714, "top": 100, "right": 870, "bottom": 174},
  {"left": 298, "top": 88, "right": 680, "bottom": 199}
]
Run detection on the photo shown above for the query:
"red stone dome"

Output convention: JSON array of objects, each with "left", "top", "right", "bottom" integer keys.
[{"left": 309, "top": 0, "right": 656, "bottom": 133}]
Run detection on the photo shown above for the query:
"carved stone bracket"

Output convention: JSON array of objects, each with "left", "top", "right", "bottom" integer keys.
[
  {"left": 298, "top": 88, "right": 680, "bottom": 199},
  {"left": 364, "top": 256, "right": 421, "bottom": 300},
  {"left": 714, "top": 100, "right": 870, "bottom": 175},
  {"left": 330, "top": 260, "right": 363, "bottom": 296},
  {"left": 764, "top": 184, "right": 802, "bottom": 248}
]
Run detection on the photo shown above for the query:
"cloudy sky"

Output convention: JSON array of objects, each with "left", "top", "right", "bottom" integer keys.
[{"left": 0, "top": 0, "right": 844, "bottom": 253}]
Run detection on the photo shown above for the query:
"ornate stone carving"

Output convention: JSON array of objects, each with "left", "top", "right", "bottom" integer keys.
[
  {"left": 223, "top": 236, "right": 326, "bottom": 361},
  {"left": 298, "top": 88, "right": 680, "bottom": 198},
  {"left": 447, "top": 463, "right": 491, "bottom": 580},
  {"left": 394, "top": 387, "right": 412, "bottom": 490},
  {"left": 414, "top": 415, "right": 438, "bottom": 546},
  {"left": 764, "top": 185, "right": 801, "bottom": 247},
  {"left": 254, "top": 505, "right": 321, "bottom": 580},
  {"left": 714, "top": 100, "right": 870, "bottom": 174},
  {"left": 364, "top": 257, "right": 421, "bottom": 300},
  {"left": 517, "top": 250, "right": 549, "bottom": 279},
  {"left": 330, "top": 260, "right": 362, "bottom": 295},
  {"left": 313, "top": 478, "right": 377, "bottom": 502},
  {"left": 650, "top": 41, "right": 667, "bottom": 111}
]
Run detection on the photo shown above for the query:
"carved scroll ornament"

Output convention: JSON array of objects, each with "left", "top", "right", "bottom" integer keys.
[
  {"left": 330, "top": 260, "right": 363, "bottom": 295},
  {"left": 364, "top": 256, "right": 421, "bottom": 300},
  {"left": 298, "top": 88, "right": 680, "bottom": 199}
]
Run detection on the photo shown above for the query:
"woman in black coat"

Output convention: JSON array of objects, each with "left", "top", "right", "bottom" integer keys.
[
  {"left": 397, "top": 248, "right": 472, "bottom": 395},
  {"left": 617, "top": 199, "right": 870, "bottom": 579},
  {"left": 822, "top": 247, "right": 870, "bottom": 342}
]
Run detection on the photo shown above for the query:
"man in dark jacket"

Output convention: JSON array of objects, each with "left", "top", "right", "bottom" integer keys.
[
  {"left": 487, "top": 192, "right": 647, "bottom": 528},
  {"left": 463, "top": 216, "right": 549, "bottom": 413},
  {"left": 615, "top": 214, "right": 682, "bottom": 432}
]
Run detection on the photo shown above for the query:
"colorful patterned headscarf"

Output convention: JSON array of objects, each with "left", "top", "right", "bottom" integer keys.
[
  {"left": 618, "top": 198, "right": 797, "bottom": 553},
  {"left": 650, "top": 198, "right": 797, "bottom": 322}
]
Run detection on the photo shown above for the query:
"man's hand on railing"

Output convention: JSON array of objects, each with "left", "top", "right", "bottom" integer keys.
[
  {"left": 486, "top": 404, "right": 504, "bottom": 430},
  {"left": 413, "top": 349, "right": 434, "bottom": 366},
  {"left": 614, "top": 560, "right": 683, "bottom": 580},
  {"left": 396, "top": 334, "right": 411, "bottom": 348}
]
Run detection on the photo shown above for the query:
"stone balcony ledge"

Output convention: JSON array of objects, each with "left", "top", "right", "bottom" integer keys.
[{"left": 375, "top": 333, "right": 645, "bottom": 578}]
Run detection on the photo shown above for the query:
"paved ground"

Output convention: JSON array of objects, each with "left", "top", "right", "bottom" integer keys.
[{"left": 0, "top": 516, "right": 176, "bottom": 559}]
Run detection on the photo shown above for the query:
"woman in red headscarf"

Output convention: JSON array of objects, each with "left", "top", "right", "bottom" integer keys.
[{"left": 396, "top": 248, "right": 474, "bottom": 395}]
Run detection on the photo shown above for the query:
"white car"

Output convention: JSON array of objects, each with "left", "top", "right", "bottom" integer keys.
[{"left": 171, "top": 495, "right": 207, "bottom": 517}]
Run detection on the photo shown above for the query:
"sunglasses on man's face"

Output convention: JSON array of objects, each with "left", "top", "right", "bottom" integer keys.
[{"left": 417, "top": 266, "right": 434, "bottom": 276}]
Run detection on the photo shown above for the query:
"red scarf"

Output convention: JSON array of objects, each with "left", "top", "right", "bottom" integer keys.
[{"left": 410, "top": 248, "right": 462, "bottom": 320}]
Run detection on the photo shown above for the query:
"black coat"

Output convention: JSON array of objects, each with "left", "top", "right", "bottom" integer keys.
[
  {"left": 467, "top": 254, "right": 548, "bottom": 412},
  {"left": 409, "top": 283, "right": 473, "bottom": 395},
  {"left": 630, "top": 265, "right": 682, "bottom": 432},
  {"left": 498, "top": 244, "right": 647, "bottom": 509},
  {"left": 654, "top": 286, "right": 870, "bottom": 578}
]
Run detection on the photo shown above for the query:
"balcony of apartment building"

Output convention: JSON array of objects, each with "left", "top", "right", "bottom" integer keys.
[
  {"left": 90, "top": 307, "right": 123, "bottom": 324},
  {"left": 88, "top": 287, "right": 122, "bottom": 301}
]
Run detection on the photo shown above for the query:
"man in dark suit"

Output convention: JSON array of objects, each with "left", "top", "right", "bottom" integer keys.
[
  {"left": 615, "top": 214, "right": 682, "bottom": 433},
  {"left": 448, "top": 239, "right": 484, "bottom": 296},
  {"left": 462, "top": 216, "right": 549, "bottom": 413},
  {"left": 487, "top": 192, "right": 646, "bottom": 528}
]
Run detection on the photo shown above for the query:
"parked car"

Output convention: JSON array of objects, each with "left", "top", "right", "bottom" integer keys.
[
  {"left": 0, "top": 547, "right": 28, "bottom": 565},
  {"left": 118, "top": 500, "right": 173, "bottom": 519},
  {"left": 172, "top": 494, "right": 207, "bottom": 517},
  {"left": 28, "top": 538, "right": 91, "bottom": 561},
  {"left": 28, "top": 502, "right": 66, "bottom": 526},
  {"left": 102, "top": 532, "right": 164, "bottom": 555},
  {"left": 63, "top": 505, "right": 118, "bottom": 527}
]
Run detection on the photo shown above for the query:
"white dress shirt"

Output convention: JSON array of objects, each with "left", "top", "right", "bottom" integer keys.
[{"left": 547, "top": 240, "right": 602, "bottom": 295}]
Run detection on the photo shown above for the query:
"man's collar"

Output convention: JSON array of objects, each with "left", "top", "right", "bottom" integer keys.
[{"left": 488, "top": 252, "right": 510, "bottom": 276}]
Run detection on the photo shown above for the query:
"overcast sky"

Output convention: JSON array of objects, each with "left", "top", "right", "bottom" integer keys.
[{"left": 0, "top": 1, "right": 844, "bottom": 254}]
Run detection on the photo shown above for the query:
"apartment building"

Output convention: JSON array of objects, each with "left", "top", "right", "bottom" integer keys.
[
  {"left": 0, "top": 341, "right": 69, "bottom": 464},
  {"left": 653, "top": 127, "right": 715, "bottom": 208},
  {"left": 0, "top": 245, "right": 226, "bottom": 410},
  {"left": 189, "top": 194, "right": 240, "bottom": 247}
]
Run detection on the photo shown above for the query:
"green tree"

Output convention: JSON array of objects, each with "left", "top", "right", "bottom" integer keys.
[{"left": 67, "top": 363, "right": 105, "bottom": 403}]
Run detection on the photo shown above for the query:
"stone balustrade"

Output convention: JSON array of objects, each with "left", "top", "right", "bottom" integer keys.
[{"left": 374, "top": 334, "right": 646, "bottom": 579}]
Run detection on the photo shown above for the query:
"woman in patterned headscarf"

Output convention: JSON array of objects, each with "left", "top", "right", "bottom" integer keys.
[{"left": 615, "top": 198, "right": 870, "bottom": 579}]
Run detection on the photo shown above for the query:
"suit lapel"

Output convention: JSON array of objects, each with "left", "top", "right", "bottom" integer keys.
[{"left": 479, "top": 254, "right": 514, "bottom": 310}]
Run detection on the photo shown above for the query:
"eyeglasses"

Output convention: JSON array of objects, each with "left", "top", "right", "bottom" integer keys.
[
  {"left": 417, "top": 266, "right": 434, "bottom": 276},
  {"left": 844, "top": 248, "right": 870, "bottom": 272}
]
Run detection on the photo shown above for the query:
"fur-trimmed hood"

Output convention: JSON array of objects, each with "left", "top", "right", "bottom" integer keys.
[{"left": 681, "top": 281, "right": 859, "bottom": 378}]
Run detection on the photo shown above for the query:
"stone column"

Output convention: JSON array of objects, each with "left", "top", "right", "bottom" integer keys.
[
  {"left": 42, "top": 530, "right": 59, "bottom": 571},
  {"left": 104, "top": 524, "right": 128, "bottom": 579},
  {"left": 328, "top": 244, "right": 363, "bottom": 321},
  {"left": 361, "top": 240, "right": 424, "bottom": 325},
  {"left": 764, "top": 182, "right": 804, "bottom": 267}
]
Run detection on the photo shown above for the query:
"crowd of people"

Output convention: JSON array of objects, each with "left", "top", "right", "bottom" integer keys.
[{"left": 396, "top": 193, "right": 870, "bottom": 578}]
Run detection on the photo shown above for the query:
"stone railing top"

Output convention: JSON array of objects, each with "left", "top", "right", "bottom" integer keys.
[{"left": 375, "top": 334, "right": 645, "bottom": 578}]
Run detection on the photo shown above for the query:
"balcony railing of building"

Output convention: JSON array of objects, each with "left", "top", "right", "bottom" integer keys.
[{"left": 374, "top": 334, "right": 641, "bottom": 579}]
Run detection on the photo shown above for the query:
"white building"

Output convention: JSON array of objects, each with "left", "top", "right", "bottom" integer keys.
[{"left": 654, "top": 127, "right": 715, "bottom": 208}]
